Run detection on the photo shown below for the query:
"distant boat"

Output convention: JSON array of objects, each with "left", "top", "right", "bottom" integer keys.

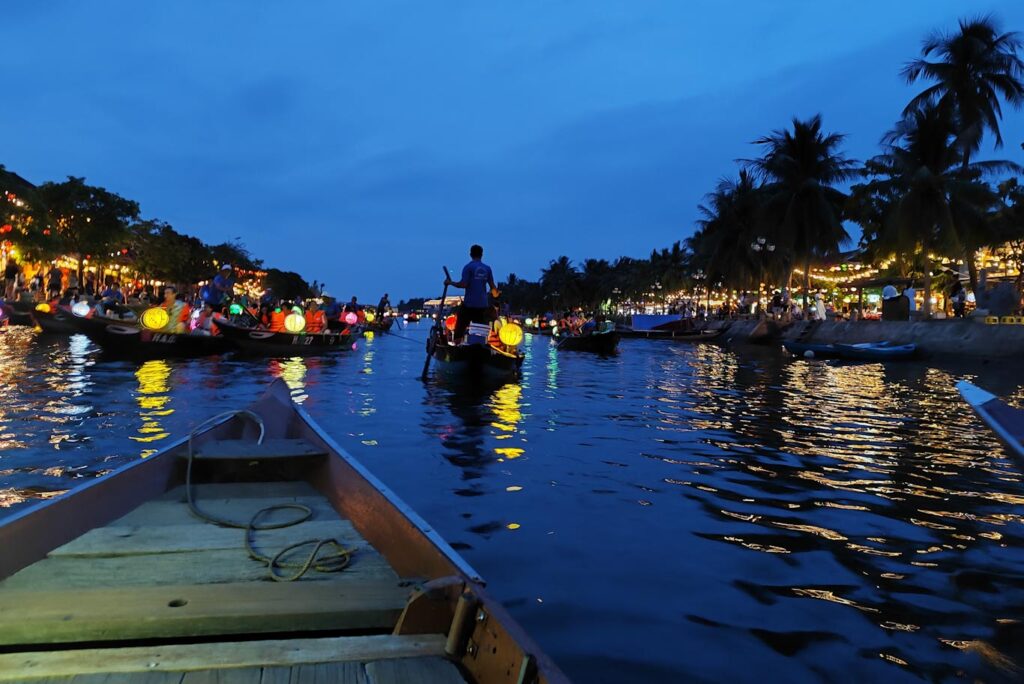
[
  {"left": 784, "top": 340, "right": 918, "bottom": 361},
  {"left": 555, "top": 330, "right": 619, "bottom": 355},
  {"left": 957, "top": 381, "right": 1024, "bottom": 459}
]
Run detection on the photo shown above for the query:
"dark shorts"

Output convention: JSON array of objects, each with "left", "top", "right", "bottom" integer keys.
[{"left": 454, "top": 306, "right": 492, "bottom": 338}]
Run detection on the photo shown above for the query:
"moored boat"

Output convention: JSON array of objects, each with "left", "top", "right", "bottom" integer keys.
[
  {"left": 555, "top": 330, "right": 619, "bottom": 355},
  {"left": 0, "top": 380, "right": 567, "bottom": 683},
  {"left": 64, "top": 311, "right": 235, "bottom": 358},
  {"left": 218, "top": 319, "right": 355, "bottom": 356},
  {"left": 784, "top": 340, "right": 918, "bottom": 361},
  {"left": 31, "top": 305, "right": 81, "bottom": 334},
  {"left": 957, "top": 380, "right": 1024, "bottom": 460}
]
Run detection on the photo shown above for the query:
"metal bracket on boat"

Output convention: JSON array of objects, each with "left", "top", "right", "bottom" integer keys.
[
  {"left": 461, "top": 601, "right": 540, "bottom": 684},
  {"left": 393, "top": 575, "right": 468, "bottom": 638}
]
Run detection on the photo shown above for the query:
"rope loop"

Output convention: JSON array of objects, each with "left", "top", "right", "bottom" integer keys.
[{"left": 185, "top": 410, "right": 354, "bottom": 582}]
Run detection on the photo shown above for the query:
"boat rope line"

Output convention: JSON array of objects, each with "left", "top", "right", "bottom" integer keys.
[{"left": 185, "top": 410, "right": 354, "bottom": 581}]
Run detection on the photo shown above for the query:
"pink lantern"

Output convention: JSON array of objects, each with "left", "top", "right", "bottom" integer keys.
[
  {"left": 344, "top": 312, "right": 358, "bottom": 325},
  {"left": 351, "top": 342, "right": 358, "bottom": 351}
]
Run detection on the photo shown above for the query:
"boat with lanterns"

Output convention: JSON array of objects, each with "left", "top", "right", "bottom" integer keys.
[
  {"left": 427, "top": 316, "right": 525, "bottom": 381},
  {"left": 217, "top": 312, "right": 356, "bottom": 356},
  {"left": 555, "top": 328, "right": 620, "bottom": 355},
  {"left": 62, "top": 302, "right": 236, "bottom": 358}
]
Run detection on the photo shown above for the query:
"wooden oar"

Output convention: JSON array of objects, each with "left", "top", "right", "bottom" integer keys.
[{"left": 421, "top": 267, "right": 452, "bottom": 380}]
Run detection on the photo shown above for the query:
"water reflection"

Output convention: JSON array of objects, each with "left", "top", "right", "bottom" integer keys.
[
  {"left": 1, "top": 332, "right": 1023, "bottom": 681},
  {"left": 131, "top": 360, "right": 172, "bottom": 455}
]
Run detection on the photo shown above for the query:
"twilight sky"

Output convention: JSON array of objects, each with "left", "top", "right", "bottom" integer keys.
[{"left": 4, "top": 1, "right": 1024, "bottom": 301}]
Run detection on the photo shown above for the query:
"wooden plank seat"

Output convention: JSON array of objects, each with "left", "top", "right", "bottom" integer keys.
[
  {"left": 0, "top": 482, "right": 413, "bottom": 648},
  {"left": 186, "top": 439, "right": 328, "bottom": 461},
  {"left": 0, "top": 634, "right": 465, "bottom": 682}
]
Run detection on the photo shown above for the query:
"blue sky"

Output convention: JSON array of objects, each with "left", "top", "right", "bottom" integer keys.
[{"left": 4, "top": 1, "right": 1024, "bottom": 300}]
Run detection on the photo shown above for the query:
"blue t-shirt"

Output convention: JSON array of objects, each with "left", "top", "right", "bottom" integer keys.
[
  {"left": 209, "top": 274, "right": 234, "bottom": 304},
  {"left": 461, "top": 260, "right": 493, "bottom": 308}
]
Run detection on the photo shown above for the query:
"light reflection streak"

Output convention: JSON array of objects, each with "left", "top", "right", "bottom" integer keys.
[{"left": 131, "top": 360, "right": 172, "bottom": 456}]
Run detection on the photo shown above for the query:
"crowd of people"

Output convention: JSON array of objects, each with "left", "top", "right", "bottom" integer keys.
[{"left": 4, "top": 258, "right": 393, "bottom": 337}]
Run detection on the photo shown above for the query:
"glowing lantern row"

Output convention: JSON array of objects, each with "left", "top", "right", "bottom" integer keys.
[
  {"left": 284, "top": 313, "right": 306, "bottom": 333},
  {"left": 344, "top": 312, "right": 358, "bottom": 325},
  {"left": 72, "top": 301, "right": 92, "bottom": 317},
  {"left": 498, "top": 323, "right": 524, "bottom": 347},
  {"left": 140, "top": 307, "right": 170, "bottom": 331},
  {"left": 35, "top": 303, "right": 51, "bottom": 313}
]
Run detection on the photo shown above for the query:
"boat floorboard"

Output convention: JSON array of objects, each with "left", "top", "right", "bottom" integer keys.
[
  {"left": 0, "top": 635, "right": 464, "bottom": 682},
  {"left": 0, "top": 482, "right": 412, "bottom": 647}
]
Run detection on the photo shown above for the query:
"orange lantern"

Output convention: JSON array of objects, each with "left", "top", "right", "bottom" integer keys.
[{"left": 444, "top": 315, "right": 457, "bottom": 331}]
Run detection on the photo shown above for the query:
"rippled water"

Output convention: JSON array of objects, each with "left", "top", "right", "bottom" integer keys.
[{"left": 2, "top": 323, "right": 1024, "bottom": 683}]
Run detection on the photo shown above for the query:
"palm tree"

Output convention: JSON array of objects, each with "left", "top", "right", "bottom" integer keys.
[
  {"left": 579, "top": 258, "right": 612, "bottom": 310},
  {"left": 694, "top": 170, "right": 766, "bottom": 291},
  {"left": 903, "top": 16, "right": 1024, "bottom": 164},
  {"left": 540, "top": 256, "right": 580, "bottom": 310},
  {"left": 745, "top": 115, "right": 856, "bottom": 305},
  {"left": 902, "top": 15, "right": 1024, "bottom": 288},
  {"left": 863, "top": 105, "right": 1010, "bottom": 316}
]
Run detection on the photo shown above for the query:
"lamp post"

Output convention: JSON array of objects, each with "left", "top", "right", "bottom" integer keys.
[
  {"left": 653, "top": 281, "right": 664, "bottom": 313},
  {"left": 750, "top": 236, "right": 776, "bottom": 312}
]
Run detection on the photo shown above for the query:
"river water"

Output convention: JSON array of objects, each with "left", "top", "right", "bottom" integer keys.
[{"left": 2, "top": 322, "right": 1023, "bottom": 683}]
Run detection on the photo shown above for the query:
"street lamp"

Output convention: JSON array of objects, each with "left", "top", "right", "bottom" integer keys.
[{"left": 750, "top": 237, "right": 776, "bottom": 312}]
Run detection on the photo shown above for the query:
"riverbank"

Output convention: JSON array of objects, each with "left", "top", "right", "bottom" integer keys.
[{"left": 712, "top": 318, "right": 1024, "bottom": 358}]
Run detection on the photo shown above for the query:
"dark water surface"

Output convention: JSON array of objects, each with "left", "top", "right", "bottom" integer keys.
[{"left": 3, "top": 323, "right": 1024, "bottom": 683}]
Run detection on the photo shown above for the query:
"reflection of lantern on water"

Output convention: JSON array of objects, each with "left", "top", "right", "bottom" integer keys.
[
  {"left": 275, "top": 357, "right": 309, "bottom": 404},
  {"left": 345, "top": 312, "right": 358, "bottom": 325},
  {"left": 498, "top": 323, "right": 524, "bottom": 347},
  {"left": 445, "top": 315, "right": 457, "bottom": 331},
  {"left": 284, "top": 313, "right": 306, "bottom": 333},
  {"left": 491, "top": 382, "right": 523, "bottom": 433},
  {"left": 72, "top": 301, "right": 91, "bottom": 317},
  {"left": 140, "top": 307, "right": 170, "bottom": 331},
  {"left": 130, "top": 359, "right": 173, "bottom": 456}
]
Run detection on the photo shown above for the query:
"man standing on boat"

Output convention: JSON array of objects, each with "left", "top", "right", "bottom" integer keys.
[{"left": 445, "top": 244, "right": 496, "bottom": 344}]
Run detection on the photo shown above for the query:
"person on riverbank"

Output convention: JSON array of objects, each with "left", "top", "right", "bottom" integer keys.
[
  {"left": 3, "top": 258, "right": 19, "bottom": 300},
  {"left": 902, "top": 283, "right": 916, "bottom": 318},
  {"left": 83, "top": 272, "right": 96, "bottom": 298},
  {"left": 46, "top": 263, "right": 63, "bottom": 299},
  {"left": 445, "top": 244, "right": 497, "bottom": 344},
  {"left": 950, "top": 282, "right": 967, "bottom": 318}
]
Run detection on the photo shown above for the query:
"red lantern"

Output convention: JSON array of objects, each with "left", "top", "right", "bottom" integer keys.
[
  {"left": 0, "top": 225, "right": 11, "bottom": 234},
  {"left": 42, "top": 229, "right": 51, "bottom": 236},
  {"left": 444, "top": 315, "right": 457, "bottom": 331},
  {"left": 121, "top": 249, "right": 128, "bottom": 255}
]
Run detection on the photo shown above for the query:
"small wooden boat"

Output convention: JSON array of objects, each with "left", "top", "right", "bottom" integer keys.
[
  {"left": 617, "top": 327, "right": 723, "bottom": 341},
  {"left": 428, "top": 330, "right": 523, "bottom": 381},
  {"left": 555, "top": 330, "right": 619, "bottom": 355},
  {"left": 957, "top": 381, "right": 1024, "bottom": 460},
  {"left": 368, "top": 317, "right": 395, "bottom": 333},
  {"left": 218, "top": 320, "right": 355, "bottom": 356},
  {"left": 32, "top": 306, "right": 81, "bottom": 334},
  {"left": 65, "top": 312, "right": 236, "bottom": 358},
  {"left": 0, "top": 380, "right": 567, "bottom": 683},
  {"left": 1, "top": 299, "right": 36, "bottom": 327},
  {"left": 784, "top": 340, "right": 918, "bottom": 361}
]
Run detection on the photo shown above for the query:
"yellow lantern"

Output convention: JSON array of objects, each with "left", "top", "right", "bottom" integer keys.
[
  {"left": 284, "top": 313, "right": 306, "bottom": 333},
  {"left": 35, "top": 303, "right": 51, "bottom": 313},
  {"left": 365, "top": 311, "right": 376, "bottom": 323},
  {"left": 498, "top": 322, "right": 524, "bottom": 347},
  {"left": 140, "top": 307, "right": 170, "bottom": 331}
]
